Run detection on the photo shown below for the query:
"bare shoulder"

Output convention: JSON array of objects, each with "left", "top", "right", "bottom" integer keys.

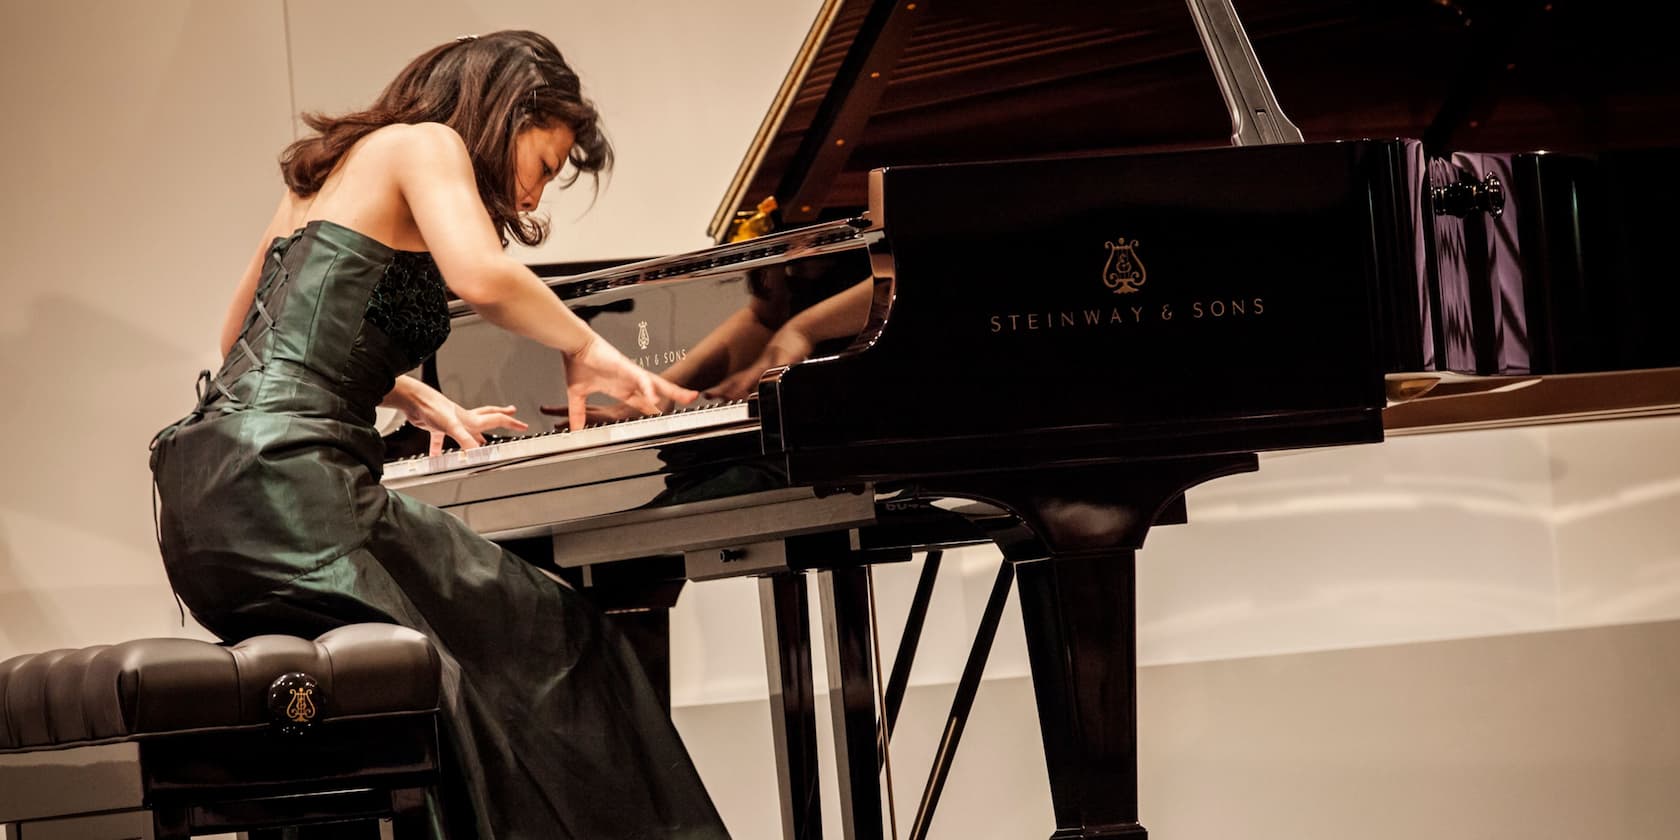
[
  {"left": 267, "top": 189, "right": 304, "bottom": 239},
  {"left": 369, "top": 122, "right": 471, "bottom": 169}
]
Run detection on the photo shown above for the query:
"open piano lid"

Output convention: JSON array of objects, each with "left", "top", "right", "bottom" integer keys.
[
  {"left": 710, "top": 0, "right": 1680, "bottom": 240},
  {"left": 711, "top": 0, "right": 1680, "bottom": 435}
]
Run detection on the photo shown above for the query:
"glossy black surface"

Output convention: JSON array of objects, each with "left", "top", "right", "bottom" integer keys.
[
  {"left": 819, "top": 566, "right": 885, "bottom": 840},
  {"left": 765, "top": 140, "right": 1401, "bottom": 482},
  {"left": 761, "top": 574, "right": 824, "bottom": 840},
  {"left": 439, "top": 245, "right": 867, "bottom": 422},
  {"left": 1422, "top": 148, "right": 1680, "bottom": 375},
  {"left": 142, "top": 716, "right": 438, "bottom": 838}
]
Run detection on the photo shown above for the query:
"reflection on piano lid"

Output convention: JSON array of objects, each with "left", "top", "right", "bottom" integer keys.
[{"left": 384, "top": 218, "right": 878, "bottom": 485}]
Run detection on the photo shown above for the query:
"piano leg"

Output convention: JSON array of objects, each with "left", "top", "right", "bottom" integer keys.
[
  {"left": 916, "top": 454, "right": 1258, "bottom": 840},
  {"left": 819, "top": 565, "right": 887, "bottom": 840},
  {"left": 759, "top": 572, "right": 824, "bottom": 840},
  {"left": 1016, "top": 550, "right": 1145, "bottom": 839}
]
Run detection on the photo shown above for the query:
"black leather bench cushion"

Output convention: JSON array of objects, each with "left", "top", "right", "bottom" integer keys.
[{"left": 0, "top": 624, "right": 439, "bottom": 752}]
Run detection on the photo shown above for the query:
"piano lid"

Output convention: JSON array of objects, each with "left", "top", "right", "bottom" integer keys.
[{"left": 711, "top": 0, "right": 1680, "bottom": 240}]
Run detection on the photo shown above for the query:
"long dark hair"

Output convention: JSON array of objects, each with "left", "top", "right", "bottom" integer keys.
[{"left": 280, "top": 30, "right": 612, "bottom": 246}]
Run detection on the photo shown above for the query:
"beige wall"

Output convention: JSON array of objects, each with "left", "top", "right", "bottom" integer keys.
[
  {"left": 2, "top": 3, "right": 1678, "bottom": 839},
  {"left": 0, "top": 0, "right": 294, "bottom": 654},
  {"left": 284, "top": 0, "right": 823, "bottom": 263}
]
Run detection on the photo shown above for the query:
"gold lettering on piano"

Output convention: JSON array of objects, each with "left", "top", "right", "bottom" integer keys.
[
  {"left": 634, "top": 347, "right": 689, "bottom": 368},
  {"left": 1102, "top": 237, "right": 1146, "bottom": 294},
  {"left": 987, "top": 299, "right": 1266, "bottom": 334},
  {"left": 1191, "top": 299, "right": 1266, "bottom": 318},
  {"left": 983, "top": 238, "right": 1267, "bottom": 334}
]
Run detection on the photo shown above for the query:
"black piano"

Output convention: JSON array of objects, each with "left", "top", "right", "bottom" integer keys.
[{"left": 381, "top": 1, "right": 1680, "bottom": 837}]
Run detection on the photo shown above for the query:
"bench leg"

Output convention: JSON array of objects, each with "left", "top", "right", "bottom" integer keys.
[
  {"left": 388, "top": 787, "right": 430, "bottom": 840},
  {"left": 154, "top": 806, "right": 192, "bottom": 840}
]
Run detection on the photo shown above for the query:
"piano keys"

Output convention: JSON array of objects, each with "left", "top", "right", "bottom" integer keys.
[{"left": 381, "top": 400, "right": 754, "bottom": 483}]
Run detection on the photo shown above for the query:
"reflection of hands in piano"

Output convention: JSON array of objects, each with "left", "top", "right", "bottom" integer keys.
[
  {"left": 383, "top": 375, "right": 529, "bottom": 455},
  {"left": 697, "top": 277, "right": 875, "bottom": 399},
  {"left": 535, "top": 398, "right": 648, "bottom": 430},
  {"left": 703, "top": 330, "right": 815, "bottom": 400},
  {"left": 558, "top": 334, "right": 699, "bottom": 432}
]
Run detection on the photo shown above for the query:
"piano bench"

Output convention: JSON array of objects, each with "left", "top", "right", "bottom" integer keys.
[{"left": 0, "top": 624, "right": 442, "bottom": 840}]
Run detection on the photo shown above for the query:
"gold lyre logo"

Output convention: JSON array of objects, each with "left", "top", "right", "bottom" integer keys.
[
  {"left": 637, "top": 320, "right": 650, "bottom": 350},
  {"left": 286, "top": 687, "right": 317, "bottom": 723},
  {"left": 1102, "top": 238, "right": 1147, "bottom": 294}
]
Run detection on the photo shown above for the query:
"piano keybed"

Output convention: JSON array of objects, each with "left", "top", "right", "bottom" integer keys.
[{"left": 381, "top": 400, "right": 756, "bottom": 485}]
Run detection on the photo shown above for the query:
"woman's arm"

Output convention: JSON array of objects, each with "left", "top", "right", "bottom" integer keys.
[
  {"left": 394, "top": 123, "right": 594, "bottom": 353},
  {"left": 392, "top": 123, "right": 695, "bottom": 428},
  {"left": 658, "top": 304, "right": 779, "bottom": 390}
]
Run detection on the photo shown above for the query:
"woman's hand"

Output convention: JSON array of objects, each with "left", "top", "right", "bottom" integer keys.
[
  {"left": 703, "top": 329, "right": 815, "bottom": 401},
  {"left": 557, "top": 335, "right": 699, "bottom": 432},
  {"left": 386, "top": 376, "right": 528, "bottom": 455}
]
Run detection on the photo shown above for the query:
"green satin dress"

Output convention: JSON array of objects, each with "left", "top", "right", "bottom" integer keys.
[{"left": 149, "top": 219, "right": 728, "bottom": 840}]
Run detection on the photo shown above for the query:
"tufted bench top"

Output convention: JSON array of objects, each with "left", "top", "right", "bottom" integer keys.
[{"left": 0, "top": 624, "right": 440, "bottom": 753}]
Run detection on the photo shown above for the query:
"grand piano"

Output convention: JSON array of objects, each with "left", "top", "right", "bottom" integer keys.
[{"left": 382, "top": 1, "right": 1680, "bottom": 837}]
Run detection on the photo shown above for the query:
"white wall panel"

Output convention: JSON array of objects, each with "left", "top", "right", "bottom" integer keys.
[
  {"left": 0, "top": 0, "right": 294, "bottom": 659},
  {"left": 1138, "top": 428, "right": 1564, "bottom": 664},
  {"left": 1552, "top": 415, "right": 1680, "bottom": 625}
]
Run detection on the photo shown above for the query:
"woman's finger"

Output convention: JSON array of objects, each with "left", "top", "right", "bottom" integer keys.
[
  {"left": 428, "top": 430, "right": 445, "bottom": 457},
  {"left": 449, "top": 418, "right": 483, "bottom": 449},
  {"left": 624, "top": 392, "right": 661, "bottom": 417},
  {"left": 705, "top": 373, "right": 748, "bottom": 401},
  {"left": 566, "top": 388, "right": 587, "bottom": 433},
  {"left": 639, "top": 379, "right": 663, "bottom": 413},
  {"left": 474, "top": 416, "right": 527, "bottom": 436},
  {"left": 471, "top": 408, "right": 528, "bottom": 432},
  {"left": 655, "top": 377, "right": 700, "bottom": 405}
]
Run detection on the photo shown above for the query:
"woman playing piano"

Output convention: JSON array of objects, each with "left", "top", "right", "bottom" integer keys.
[{"left": 148, "top": 30, "right": 727, "bottom": 839}]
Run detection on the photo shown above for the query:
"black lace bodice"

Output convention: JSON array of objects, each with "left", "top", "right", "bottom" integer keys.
[{"left": 364, "top": 251, "right": 451, "bottom": 362}]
